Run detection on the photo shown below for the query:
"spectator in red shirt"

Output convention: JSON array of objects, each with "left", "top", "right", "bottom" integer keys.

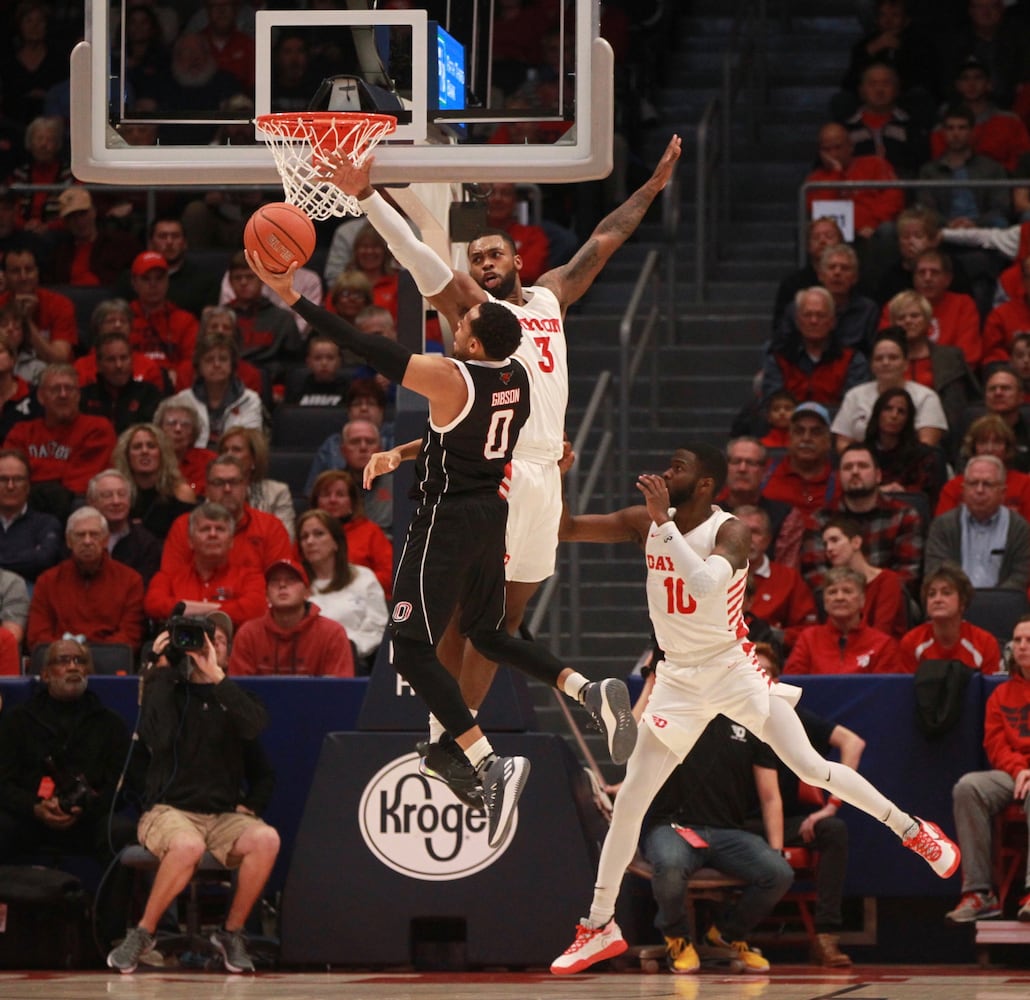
[
  {"left": 74, "top": 300, "right": 168, "bottom": 393},
  {"left": 762, "top": 402, "right": 839, "bottom": 515},
  {"left": 154, "top": 398, "right": 216, "bottom": 494},
  {"left": 128, "top": 251, "right": 199, "bottom": 371},
  {"left": 0, "top": 246, "right": 77, "bottom": 363},
  {"left": 199, "top": 0, "right": 255, "bottom": 90},
  {"left": 342, "top": 224, "right": 398, "bottom": 321},
  {"left": 227, "top": 558, "right": 355, "bottom": 677},
  {"left": 821, "top": 514, "right": 909, "bottom": 638},
  {"left": 736, "top": 503, "right": 817, "bottom": 650},
  {"left": 983, "top": 255, "right": 1030, "bottom": 365},
  {"left": 5, "top": 365, "right": 117, "bottom": 518},
  {"left": 785, "top": 566, "right": 902, "bottom": 674},
  {"left": 161, "top": 455, "right": 292, "bottom": 576},
  {"left": 929, "top": 55, "right": 1030, "bottom": 173},
  {"left": 308, "top": 469, "right": 393, "bottom": 599},
  {"left": 763, "top": 288, "right": 871, "bottom": 410},
  {"left": 805, "top": 122, "right": 904, "bottom": 238},
  {"left": 26, "top": 506, "right": 145, "bottom": 655},
  {"left": 144, "top": 501, "right": 266, "bottom": 630},
  {"left": 899, "top": 562, "right": 1001, "bottom": 674},
  {"left": 51, "top": 188, "right": 140, "bottom": 288},
  {"left": 878, "top": 250, "right": 982, "bottom": 368}
]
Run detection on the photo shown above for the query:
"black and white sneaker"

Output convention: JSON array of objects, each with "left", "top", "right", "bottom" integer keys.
[
  {"left": 416, "top": 735, "right": 484, "bottom": 807},
  {"left": 582, "top": 678, "right": 637, "bottom": 765},
  {"left": 478, "top": 754, "right": 530, "bottom": 847}
]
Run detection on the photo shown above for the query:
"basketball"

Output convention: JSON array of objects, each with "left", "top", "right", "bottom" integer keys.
[{"left": 243, "top": 202, "right": 316, "bottom": 274}]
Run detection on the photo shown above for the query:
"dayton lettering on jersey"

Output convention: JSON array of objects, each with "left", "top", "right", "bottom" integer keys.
[
  {"left": 25, "top": 441, "right": 71, "bottom": 461},
  {"left": 517, "top": 317, "right": 560, "bottom": 333},
  {"left": 646, "top": 554, "right": 676, "bottom": 571}
]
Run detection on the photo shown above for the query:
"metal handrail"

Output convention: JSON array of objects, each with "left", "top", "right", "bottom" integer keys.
[
  {"left": 618, "top": 249, "right": 662, "bottom": 506},
  {"left": 693, "top": 0, "right": 768, "bottom": 303},
  {"left": 798, "top": 176, "right": 1030, "bottom": 266}
]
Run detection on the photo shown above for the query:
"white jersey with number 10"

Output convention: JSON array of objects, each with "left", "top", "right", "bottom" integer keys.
[
  {"left": 646, "top": 508, "right": 751, "bottom": 669},
  {"left": 496, "top": 286, "right": 568, "bottom": 464}
]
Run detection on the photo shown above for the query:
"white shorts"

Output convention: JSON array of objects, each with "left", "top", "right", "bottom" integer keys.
[
  {"left": 642, "top": 654, "right": 801, "bottom": 758},
  {"left": 503, "top": 457, "right": 561, "bottom": 583}
]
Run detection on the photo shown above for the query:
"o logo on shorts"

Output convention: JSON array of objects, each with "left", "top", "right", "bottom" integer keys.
[
  {"left": 652, "top": 714, "right": 668, "bottom": 728},
  {"left": 392, "top": 602, "right": 413, "bottom": 623}
]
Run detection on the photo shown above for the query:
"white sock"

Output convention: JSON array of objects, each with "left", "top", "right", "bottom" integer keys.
[
  {"left": 428, "top": 715, "right": 446, "bottom": 743},
  {"left": 563, "top": 673, "right": 589, "bottom": 702},
  {"left": 465, "top": 736, "right": 493, "bottom": 771},
  {"left": 585, "top": 909, "right": 613, "bottom": 929}
]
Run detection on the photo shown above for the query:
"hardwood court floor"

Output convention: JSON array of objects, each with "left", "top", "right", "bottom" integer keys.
[{"left": 2, "top": 966, "right": 1030, "bottom": 1000}]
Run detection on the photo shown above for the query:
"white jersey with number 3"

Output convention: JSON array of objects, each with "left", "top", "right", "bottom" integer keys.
[
  {"left": 646, "top": 508, "right": 751, "bottom": 668},
  {"left": 496, "top": 286, "right": 567, "bottom": 463}
]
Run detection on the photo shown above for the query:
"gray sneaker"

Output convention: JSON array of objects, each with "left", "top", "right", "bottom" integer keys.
[
  {"left": 107, "top": 926, "right": 155, "bottom": 974},
  {"left": 478, "top": 754, "right": 530, "bottom": 848},
  {"left": 945, "top": 891, "right": 1001, "bottom": 923},
  {"left": 209, "top": 927, "right": 255, "bottom": 973},
  {"left": 582, "top": 679, "right": 637, "bottom": 765}
]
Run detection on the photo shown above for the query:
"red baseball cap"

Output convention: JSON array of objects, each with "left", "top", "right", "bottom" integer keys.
[
  {"left": 264, "top": 558, "right": 309, "bottom": 587},
  {"left": 131, "top": 250, "right": 169, "bottom": 276}
]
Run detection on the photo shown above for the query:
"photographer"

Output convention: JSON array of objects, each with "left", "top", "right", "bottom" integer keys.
[
  {"left": 0, "top": 638, "right": 138, "bottom": 945},
  {"left": 107, "top": 623, "right": 279, "bottom": 975}
]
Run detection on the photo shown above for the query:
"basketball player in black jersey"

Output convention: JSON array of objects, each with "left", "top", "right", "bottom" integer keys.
[{"left": 247, "top": 251, "right": 636, "bottom": 846}]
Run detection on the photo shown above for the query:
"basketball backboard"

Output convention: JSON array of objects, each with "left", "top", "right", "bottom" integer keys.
[{"left": 71, "top": 1, "right": 613, "bottom": 186}]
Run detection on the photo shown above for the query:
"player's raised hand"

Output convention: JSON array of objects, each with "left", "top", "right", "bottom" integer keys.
[
  {"left": 650, "top": 135, "right": 682, "bottom": 191},
  {"left": 636, "top": 473, "right": 672, "bottom": 525},
  {"left": 245, "top": 251, "right": 299, "bottom": 304},
  {"left": 317, "top": 149, "right": 375, "bottom": 200}
]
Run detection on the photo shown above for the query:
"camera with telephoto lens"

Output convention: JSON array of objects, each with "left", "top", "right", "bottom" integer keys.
[{"left": 42, "top": 754, "right": 98, "bottom": 814}]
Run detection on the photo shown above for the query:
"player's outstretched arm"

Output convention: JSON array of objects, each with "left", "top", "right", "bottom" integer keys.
[
  {"left": 247, "top": 253, "right": 468, "bottom": 420},
  {"left": 541, "top": 134, "right": 681, "bottom": 308},
  {"left": 317, "top": 151, "right": 485, "bottom": 325}
]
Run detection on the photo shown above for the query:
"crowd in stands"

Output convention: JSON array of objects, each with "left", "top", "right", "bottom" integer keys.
[{"left": 733, "top": 0, "right": 1030, "bottom": 676}]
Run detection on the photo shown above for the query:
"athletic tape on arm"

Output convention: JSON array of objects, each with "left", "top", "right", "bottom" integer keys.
[
  {"left": 292, "top": 297, "right": 411, "bottom": 383},
  {"left": 360, "top": 191, "right": 453, "bottom": 297},
  {"left": 649, "top": 520, "right": 734, "bottom": 598}
]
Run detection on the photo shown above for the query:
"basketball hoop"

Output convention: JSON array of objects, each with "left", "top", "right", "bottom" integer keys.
[{"left": 254, "top": 112, "right": 397, "bottom": 220}]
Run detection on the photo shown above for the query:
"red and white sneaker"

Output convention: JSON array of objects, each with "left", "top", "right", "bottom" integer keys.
[
  {"left": 550, "top": 919, "right": 627, "bottom": 975},
  {"left": 903, "top": 817, "right": 960, "bottom": 878}
]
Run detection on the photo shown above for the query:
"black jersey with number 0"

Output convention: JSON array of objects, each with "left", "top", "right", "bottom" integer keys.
[{"left": 414, "top": 357, "right": 531, "bottom": 499}]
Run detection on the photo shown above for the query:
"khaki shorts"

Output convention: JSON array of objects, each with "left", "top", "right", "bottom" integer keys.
[{"left": 138, "top": 804, "right": 267, "bottom": 867}]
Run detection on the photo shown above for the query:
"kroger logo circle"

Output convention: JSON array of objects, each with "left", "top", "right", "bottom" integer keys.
[{"left": 358, "top": 753, "right": 518, "bottom": 880}]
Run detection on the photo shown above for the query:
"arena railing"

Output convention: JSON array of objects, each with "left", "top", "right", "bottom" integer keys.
[{"left": 694, "top": 0, "right": 769, "bottom": 303}]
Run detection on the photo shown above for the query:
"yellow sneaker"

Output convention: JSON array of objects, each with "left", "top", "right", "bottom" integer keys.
[
  {"left": 664, "top": 935, "right": 699, "bottom": 974},
  {"left": 704, "top": 926, "right": 770, "bottom": 973}
]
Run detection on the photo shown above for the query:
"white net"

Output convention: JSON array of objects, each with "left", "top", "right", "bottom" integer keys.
[{"left": 254, "top": 113, "right": 396, "bottom": 221}]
